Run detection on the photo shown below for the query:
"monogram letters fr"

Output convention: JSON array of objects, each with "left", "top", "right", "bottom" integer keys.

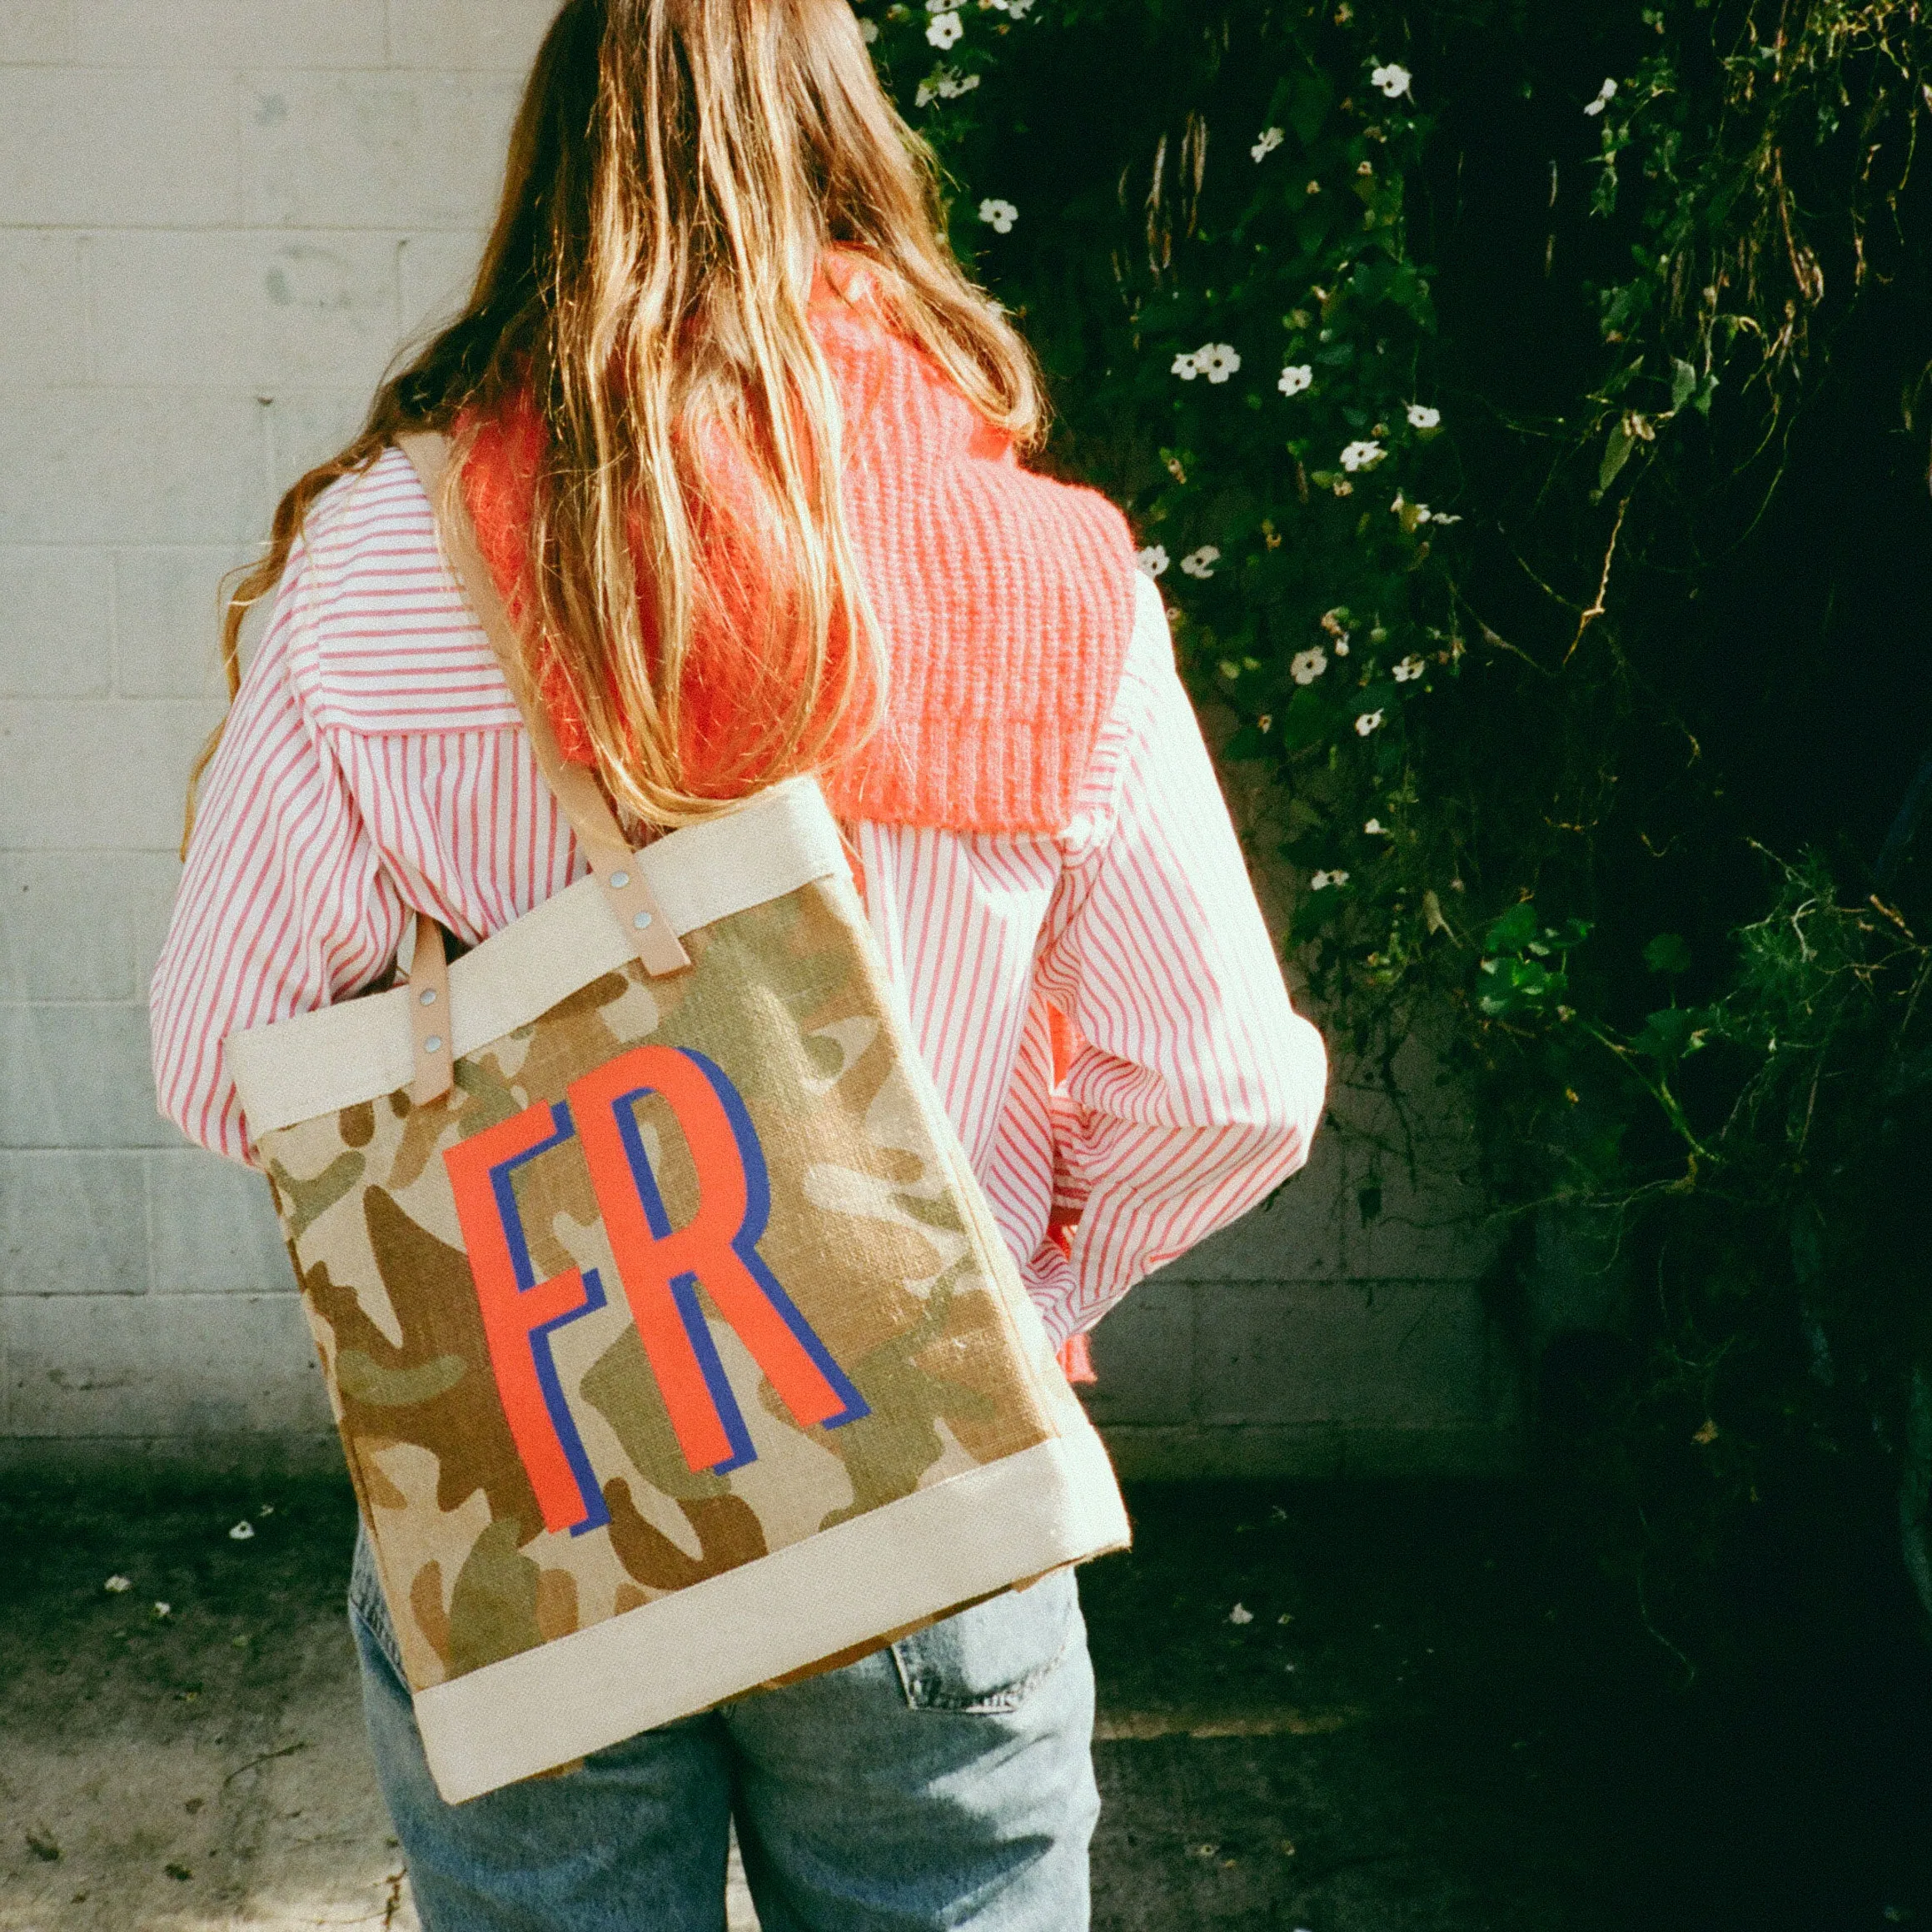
[{"left": 445, "top": 1045, "right": 870, "bottom": 1536}]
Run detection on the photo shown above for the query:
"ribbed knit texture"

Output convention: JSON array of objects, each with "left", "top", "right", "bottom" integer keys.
[{"left": 461, "top": 266, "right": 1138, "bottom": 836}]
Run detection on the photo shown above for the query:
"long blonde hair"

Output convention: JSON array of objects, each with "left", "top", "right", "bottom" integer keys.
[{"left": 187, "top": 0, "right": 1043, "bottom": 841}]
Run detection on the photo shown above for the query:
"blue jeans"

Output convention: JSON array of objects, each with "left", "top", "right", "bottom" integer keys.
[{"left": 349, "top": 1528, "right": 1098, "bottom": 1930}]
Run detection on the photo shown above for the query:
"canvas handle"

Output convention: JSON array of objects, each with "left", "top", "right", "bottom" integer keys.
[
  {"left": 391, "top": 431, "right": 691, "bottom": 1106},
  {"left": 405, "top": 444, "right": 685, "bottom": 864}
]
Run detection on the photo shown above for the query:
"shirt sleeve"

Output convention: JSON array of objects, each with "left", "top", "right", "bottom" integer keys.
[
  {"left": 1027, "top": 587, "right": 1329, "bottom": 1341},
  {"left": 148, "top": 537, "right": 409, "bottom": 1166}
]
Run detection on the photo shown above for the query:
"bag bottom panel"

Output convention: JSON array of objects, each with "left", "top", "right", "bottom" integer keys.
[{"left": 414, "top": 1425, "right": 1128, "bottom": 1803}]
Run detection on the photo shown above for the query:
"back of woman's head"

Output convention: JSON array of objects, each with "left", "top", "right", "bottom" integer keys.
[
  {"left": 469, "top": 0, "right": 1038, "bottom": 426},
  {"left": 191, "top": 0, "right": 1043, "bottom": 838}
]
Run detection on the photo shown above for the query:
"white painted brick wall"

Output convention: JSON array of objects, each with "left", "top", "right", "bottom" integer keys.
[
  {"left": 0, "top": 2, "right": 1514, "bottom": 1475},
  {"left": 0, "top": 2, "right": 526, "bottom": 1456}
]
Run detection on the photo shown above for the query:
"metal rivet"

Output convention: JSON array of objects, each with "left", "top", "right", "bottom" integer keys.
[
  {"left": 632, "top": 910, "right": 653, "bottom": 931},
  {"left": 418, "top": 987, "right": 437, "bottom": 1006},
  {"left": 608, "top": 870, "right": 630, "bottom": 890},
  {"left": 423, "top": 1035, "right": 444, "bottom": 1054}
]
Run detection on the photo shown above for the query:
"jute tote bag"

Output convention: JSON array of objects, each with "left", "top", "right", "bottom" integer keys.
[{"left": 225, "top": 433, "right": 1131, "bottom": 1803}]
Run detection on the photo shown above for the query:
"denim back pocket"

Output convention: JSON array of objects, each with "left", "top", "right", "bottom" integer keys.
[{"left": 890, "top": 1568, "right": 1080, "bottom": 1714}]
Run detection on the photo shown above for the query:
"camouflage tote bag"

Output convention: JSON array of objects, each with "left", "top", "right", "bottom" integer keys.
[{"left": 223, "top": 433, "right": 1130, "bottom": 1804}]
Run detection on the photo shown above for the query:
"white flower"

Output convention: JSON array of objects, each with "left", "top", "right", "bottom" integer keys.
[
  {"left": 1364, "top": 818, "right": 1387, "bottom": 834},
  {"left": 1172, "top": 343, "right": 1243, "bottom": 385},
  {"left": 1407, "top": 402, "right": 1442, "bottom": 431},
  {"left": 926, "top": 9, "right": 961, "bottom": 47},
  {"left": 858, "top": 15, "right": 879, "bottom": 42},
  {"left": 1229, "top": 1602, "right": 1256, "bottom": 1625},
  {"left": 915, "top": 67, "right": 980, "bottom": 105},
  {"left": 228, "top": 1521, "right": 255, "bottom": 1541},
  {"left": 1392, "top": 654, "right": 1428, "bottom": 683},
  {"left": 1290, "top": 647, "right": 1328, "bottom": 685},
  {"left": 1340, "top": 439, "right": 1385, "bottom": 471},
  {"left": 1371, "top": 62, "right": 1413, "bottom": 99},
  {"left": 1335, "top": 639, "right": 1351, "bottom": 655},
  {"left": 1278, "top": 363, "right": 1314, "bottom": 397},
  {"left": 1310, "top": 869, "right": 1350, "bottom": 890},
  {"left": 1355, "top": 709, "right": 1386, "bottom": 736},
  {"left": 1179, "top": 545, "right": 1221, "bottom": 580},
  {"left": 1250, "top": 127, "right": 1284, "bottom": 163},
  {"left": 978, "top": 197, "right": 1018, "bottom": 234},
  {"left": 1196, "top": 342, "right": 1242, "bottom": 385},
  {"left": 1584, "top": 77, "right": 1617, "bottom": 117},
  {"left": 1135, "top": 544, "right": 1170, "bottom": 579},
  {"left": 1392, "top": 493, "right": 1459, "bottom": 529},
  {"left": 104, "top": 1575, "right": 132, "bottom": 1594},
  {"left": 153, "top": 1601, "right": 172, "bottom": 1618}
]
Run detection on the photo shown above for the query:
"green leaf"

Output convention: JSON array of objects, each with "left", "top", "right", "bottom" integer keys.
[
  {"left": 1287, "top": 72, "right": 1334, "bottom": 147},
  {"left": 1476, "top": 953, "right": 1571, "bottom": 1019},
  {"left": 1597, "top": 419, "right": 1636, "bottom": 494},
  {"left": 1277, "top": 685, "right": 1331, "bottom": 750},
  {"left": 1486, "top": 901, "right": 1538, "bottom": 953},
  {"left": 1628, "top": 1005, "right": 1713, "bottom": 1063},
  {"left": 1644, "top": 933, "right": 1693, "bottom": 976},
  {"left": 1670, "top": 358, "right": 1697, "bottom": 411}
]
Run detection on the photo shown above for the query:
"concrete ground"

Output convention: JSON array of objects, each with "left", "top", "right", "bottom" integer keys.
[{"left": 2, "top": 1476, "right": 1929, "bottom": 1931}]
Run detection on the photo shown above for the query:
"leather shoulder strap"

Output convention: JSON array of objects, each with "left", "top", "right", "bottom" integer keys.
[{"left": 395, "top": 431, "right": 690, "bottom": 983}]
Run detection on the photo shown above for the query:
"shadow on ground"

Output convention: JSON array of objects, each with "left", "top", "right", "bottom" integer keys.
[{"left": 2, "top": 1477, "right": 1927, "bottom": 1930}]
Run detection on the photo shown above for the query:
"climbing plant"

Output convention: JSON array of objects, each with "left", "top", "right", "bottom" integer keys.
[{"left": 858, "top": 0, "right": 1932, "bottom": 1662}]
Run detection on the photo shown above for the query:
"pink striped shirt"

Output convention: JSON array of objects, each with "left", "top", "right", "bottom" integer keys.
[{"left": 149, "top": 449, "right": 1327, "bottom": 1344}]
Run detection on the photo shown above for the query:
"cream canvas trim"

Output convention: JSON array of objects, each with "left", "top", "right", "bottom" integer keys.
[
  {"left": 413, "top": 1427, "right": 1132, "bottom": 1805},
  {"left": 227, "top": 777, "right": 847, "bottom": 1136}
]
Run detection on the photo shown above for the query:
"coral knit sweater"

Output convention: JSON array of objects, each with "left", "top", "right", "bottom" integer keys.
[{"left": 460, "top": 265, "right": 1138, "bottom": 837}]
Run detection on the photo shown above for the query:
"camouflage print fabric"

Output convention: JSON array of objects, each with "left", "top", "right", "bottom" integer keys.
[{"left": 258, "top": 879, "right": 1058, "bottom": 1695}]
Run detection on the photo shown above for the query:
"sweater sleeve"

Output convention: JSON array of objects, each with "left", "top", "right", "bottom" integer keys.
[
  {"left": 148, "top": 537, "right": 409, "bottom": 1166},
  {"left": 1028, "top": 587, "right": 1328, "bottom": 1341}
]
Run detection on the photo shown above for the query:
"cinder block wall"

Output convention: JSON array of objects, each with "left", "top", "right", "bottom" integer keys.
[{"left": 0, "top": 2, "right": 1517, "bottom": 1479}]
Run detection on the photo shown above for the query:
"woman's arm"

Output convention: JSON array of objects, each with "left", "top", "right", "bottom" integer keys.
[
  {"left": 149, "top": 540, "right": 406, "bottom": 1165},
  {"left": 1031, "top": 594, "right": 1329, "bottom": 1341}
]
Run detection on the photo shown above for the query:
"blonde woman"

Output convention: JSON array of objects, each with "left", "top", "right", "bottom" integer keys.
[{"left": 151, "top": 1, "right": 1327, "bottom": 1925}]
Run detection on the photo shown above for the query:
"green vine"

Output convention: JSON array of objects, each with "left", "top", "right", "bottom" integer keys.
[{"left": 860, "top": 0, "right": 1932, "bottom": 1660}]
